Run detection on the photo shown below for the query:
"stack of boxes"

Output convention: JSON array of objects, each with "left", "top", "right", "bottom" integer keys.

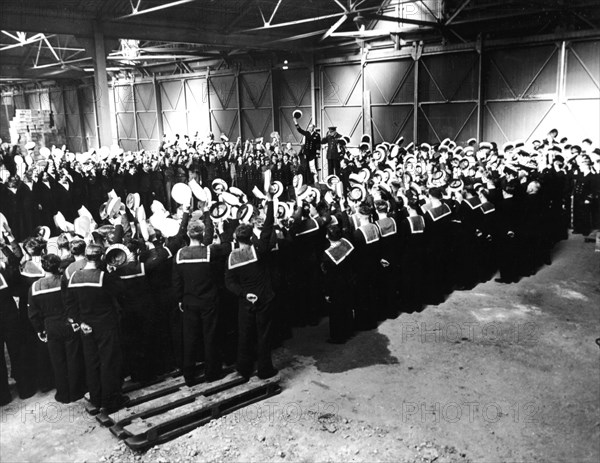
[{"left": 9, "top": 108, "right": 64, "bottom": 151}]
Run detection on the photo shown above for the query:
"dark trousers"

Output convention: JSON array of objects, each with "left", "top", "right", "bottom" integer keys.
[
  {"left": 374, "top": 265, "right": 398, "bottom": 319},
  {"left": 237, "top": 299, "right": 274, "bottom": 378},
  {"left": 120, "top": 310, "right": 151, "bottom": 382},
  {"left": 399, "top": 252, "right": 425, "bottom": 312},
  {"left": 170, "top": 306, "right": 184, "bottom": 370},
  {"left": 293, "top": 262, "right": 320, "bottom": 325},
  {"left": 328, "top": 290, "right": 354, "bottom": 342},
  {"left": 0, "top": 305, "right": 21, "bottom": 403},
  {"left": 46, "top": 321, "right": 86, "bottom": 403},
  {"left": 354, "top": 268, "right": 377, "bottom": 330},
  {"left": 217, "top": 289, "right": 239, "bottom": 366},
  {"left": 182, "top": 303, "right": 221, "bottom": 380},
  {"left": 327, "top": 158, "right": 340, "bottom": 176},
  {"left": 18, "top": 300, "right": 54, "bottom": 394},
  {"left": 497, "top": 236, "right": 521, "bottom": 282},
  {"left": 81, "top": 327, "right": 123, "bottom": 409}
]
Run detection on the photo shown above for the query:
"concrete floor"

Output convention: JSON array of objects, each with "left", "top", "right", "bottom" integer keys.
[{"left": 1, "top": 234, "right": 599, "bottom": 463}]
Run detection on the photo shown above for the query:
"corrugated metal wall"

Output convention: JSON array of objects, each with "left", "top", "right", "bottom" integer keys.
[
  {"left": 366, "top": 59, "right": 414, "bottom": 145},
  {"left": 321, "top": 63, "right": 363, "bottom": 145},
  {"left": 208, "top": 73, "right": 239, "bottom": 141},
  {"left": 2, "top": 38, "right": 596, "bottom": 153},
  {"left": 240, "top": 71, "right": 273, "bottom": 141},
  {"left": 113, "top": 84, "right": 139, "bottom": 151},
  {"left": 276, "top": 67, "right": 312, "bottom": 145},
  {"left": 418, "top": 51, "right": 479, "bottom": 144},
  {"left": 111, "top": 81, "right": 163, "bottom": 151},
  {"left": 80, "top": 85, "right": 97, "bottom": 151},
  {"left": 125, "top": 68, "right": 309, "bottom": 150},
  {"left": 483, "top": 44, "right": 559, "bottom": 143},
  {"left": 76, "top": 38, "right": 600, "bottom": 152}
]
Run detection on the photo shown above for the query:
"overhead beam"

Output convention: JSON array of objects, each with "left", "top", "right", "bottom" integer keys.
[
  {"left": 444, "top": 0, "right": 471, "bottom": 26},
  {"left": 267, "top": 0, "right": 284, "bottom": 26},
  {"left": 225, "top": 0, "right": 256, "bottom": 33},
  {"left": 117, "top": 0, "right": 199, "bottom": 20},
  {"left": 0, "top": 8, "right": 300, "bottom": 51},
  {"left": 364, "top": 13, "right": 440, "bottom": 28},
  {"left": 321, "top": 15, "right": 348, "bottom": 42},
  {"left": 450, "top": 2, "right": 600, "bottom": 26},
  {"left": 237, "top": 5, "right": 381, "bottom": 32}
]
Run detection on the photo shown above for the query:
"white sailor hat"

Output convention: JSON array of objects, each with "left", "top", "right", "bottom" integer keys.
[
  {"left": 348, "top": 184, "right": 366, "bottom": 202},
  {"left": 209, "top": 202, "right": 230, "bottom": 221},
  {"left": 269, "top": 181, "right": 284, "bottom": 199},
  {"left": 211, "top": 178, "right": 228, "bottom": 193},
  {"left": 105, "top": 244, "right": 131, "bottom": 268},
  {"left": 171, "top": 183, "right": 192, "bottom": 205},
  {"left": 221, "top": 191, "right": 241, "bottom": 206}
]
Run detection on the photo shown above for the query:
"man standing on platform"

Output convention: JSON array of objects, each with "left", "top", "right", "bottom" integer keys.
[
  {"left": 173, "top": 219, "right": 232, "bottom": 386},
  {"left": 65, "top": 244, "right": 128, "bottom": 414},
  {"left": 225, "top": 196, "right": 278, "bottom": 380},
  {"left": 321, "top": 126, "right": 342, "bottom": 176},
  {"left": 293, "top": 114, "right": 321, "bottom": 185}
]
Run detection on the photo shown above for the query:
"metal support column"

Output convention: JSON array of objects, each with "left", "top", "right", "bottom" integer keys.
[
  {"left": 412, "top": 41, "right": 423, "bottom": 143},
  {"left": 362, "top": 49, "right": 372, "bottom": 140},
  {"left": 91, "top": 84, "right": 100, "bottom": 149},
  {"left": 235, "top": 69, "right": 242, "bottom": 140},
  {"left": 131, "top": 82, "right": 140, "bottom": 149},
  {"left": 91, "top": 22, "right": 112, "bottom": 147},
  {"left": 476, "top": 34, "right": 483, "bottom": 142},
  {"left": 76, "top": 86, "right": 88, "bottom": 152},
  {"left": 557, "top": 40, "right": 567, "bottom": 104},
  {"left": 153, "top": 75, "right": 164, "bottom": 142},
  {"left": 271, "top": 69, "right": 278, "bottom": 134},
  {"left": 311, "top": 61, "right": 317, "bottom": 126},
  {"left": 205, "top": 67, "right": 212, "bottom": 133},
  {"left": 61, "top": 85, "right": 70, "bottom": 142}
]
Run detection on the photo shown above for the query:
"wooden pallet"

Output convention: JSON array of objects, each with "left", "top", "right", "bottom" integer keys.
[
  {"left": 121, "top": 375, "right": 281, "bottom": 450},
  {"left": 87, "top": 369, "right": 281, "bottom": 450},
  {"left": 98, "top": 370, "right": 244, "bottom": 429}
]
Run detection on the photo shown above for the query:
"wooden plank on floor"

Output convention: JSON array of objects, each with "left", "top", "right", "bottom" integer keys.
[
  {"left": 85, "top": 369, "right": 184, "bottom": 416},
  {"left": 122, "top": 369, "right": 184, "bottom": 394},
  {"left": 86, "top": 365, "right": 205, "bottom": 416}
]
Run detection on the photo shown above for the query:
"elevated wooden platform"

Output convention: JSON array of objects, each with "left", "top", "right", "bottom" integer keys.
[{"left": 86, "top": 369, "right": 281, "bottom": 450}]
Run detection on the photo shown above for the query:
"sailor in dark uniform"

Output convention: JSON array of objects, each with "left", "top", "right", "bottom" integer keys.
[
  {"left": 28, "top": 254, "right": 85, "bottom": 403},
  {"left": 65, "top": 244, "right": 128, "bottom": 413},
  {"left": 106, "top": 236, "right": 168, "bottom": 382},
  {"left": 477, "top": 188, "right": 498, "bottom": 281},
  {"left": 173, "top": 218, "right": 232, "bottom": 385},
  {"left": 373, "top": 199, "right": 400, "bottom": 319},
  {"left": 18, "top": 237, "right": 55, "bottom": 395},
  {"left": 351, "top": 202, "right": 380, "bottom": 330},
  {"left": 455, "top": 187, "right": 483, "bottom": 288},
  {"left": 142, "top": 210, "right": 190, "bottom": 374},
  {"left": 225, "top": 199, "right": 278, "bottom": 380},
  {"left": 397, "top": 192, "right": 426, "bottom": 312},
  {"left": 0, "top": 233, "right": 24, "bottom": 404},
  {"left": 320, "top": 223, "right": 356, "bottom": 343},
  {"left": 422, "top": 187, "right": 452, "bottom": 304},
  {"left": 541, "top": 154, "right": 569, "bottom": 243},
  {"left": 495, "top": 181, "right": 523, "bottom": 283},
  {"left": 289, "top": 200, "right": 322, "bottom": 326},
  {"left": 572, "top": 155, "right": 594, "bottom": 237},
  {"left": 62, "top": 239, "right": 87, "bottom": 286}
]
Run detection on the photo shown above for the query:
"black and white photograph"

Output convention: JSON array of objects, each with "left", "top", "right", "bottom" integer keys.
[{"left": 0, "top": 1, "right": 599, "bottom": 462}]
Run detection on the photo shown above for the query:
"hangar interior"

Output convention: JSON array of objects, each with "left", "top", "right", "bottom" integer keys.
[{"left": 0, "top": 0, "right": 599, "bottom": 153}]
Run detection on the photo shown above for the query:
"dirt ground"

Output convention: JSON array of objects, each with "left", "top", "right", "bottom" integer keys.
[{"left": 1, "top": 234, "right": 599, "bottom": 463}]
